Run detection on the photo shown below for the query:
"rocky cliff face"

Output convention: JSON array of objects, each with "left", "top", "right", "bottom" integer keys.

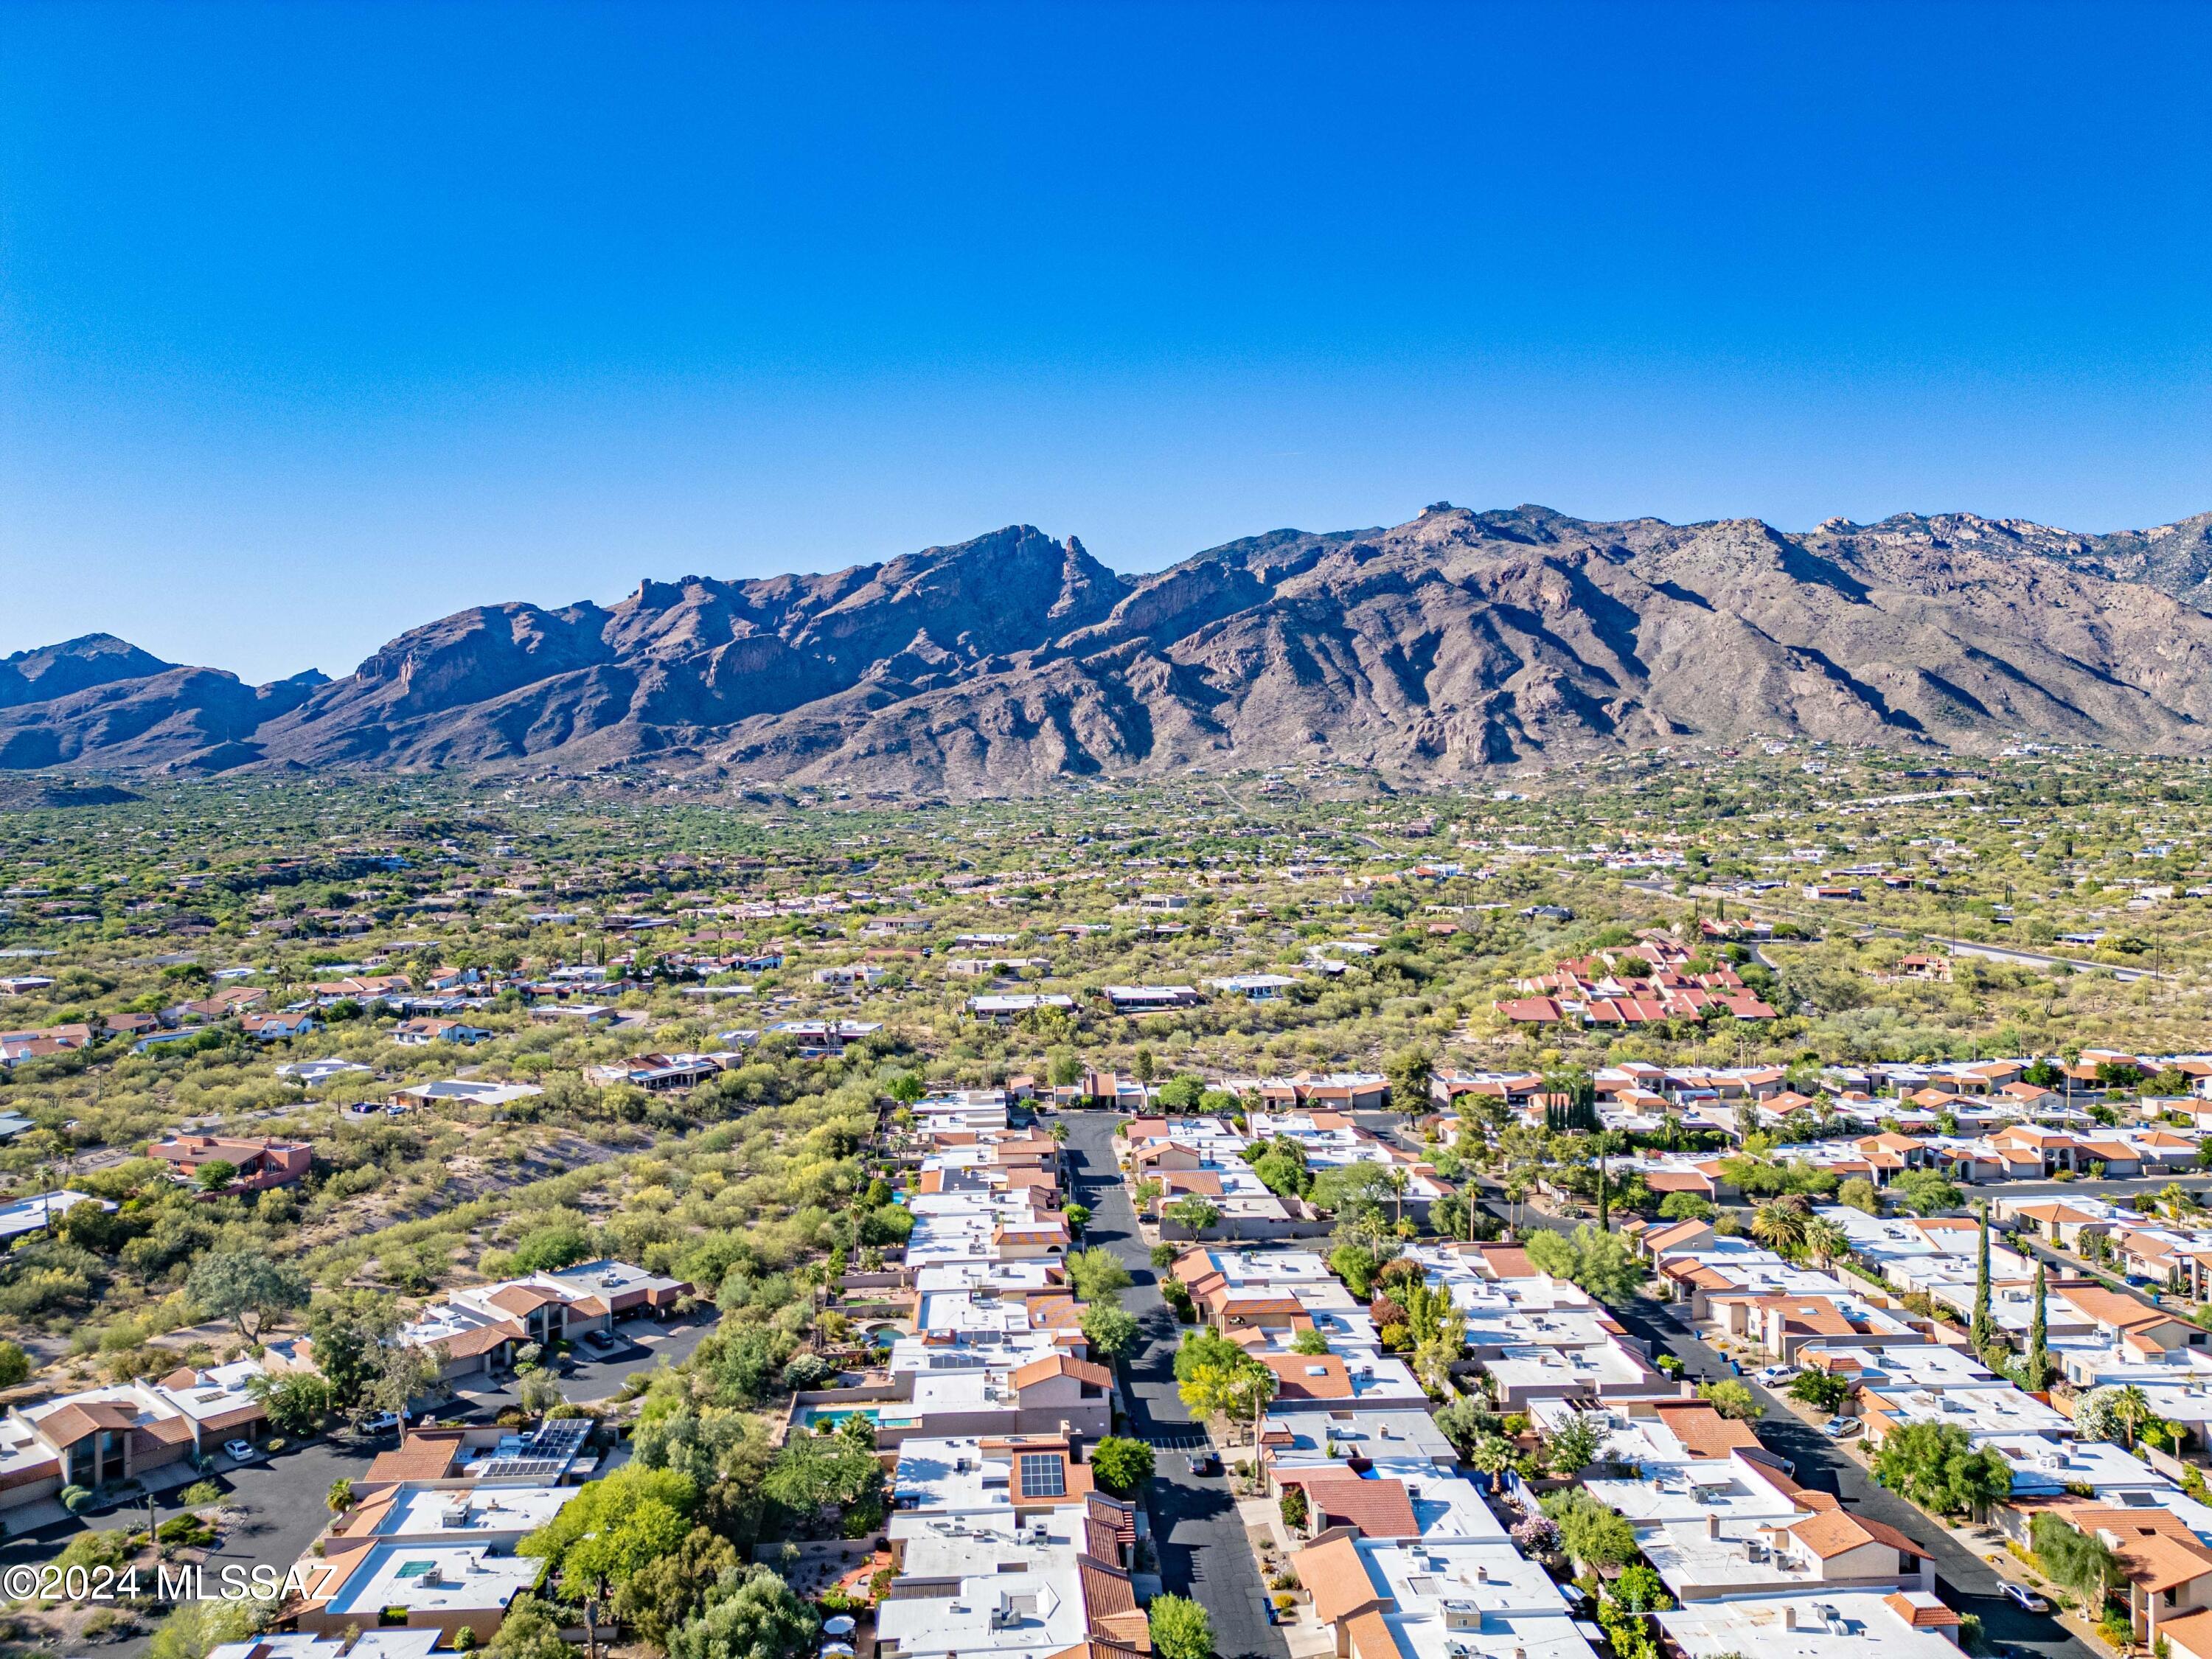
[{"left": 10, "top": 507, "right": 2212, "bottom": 785}]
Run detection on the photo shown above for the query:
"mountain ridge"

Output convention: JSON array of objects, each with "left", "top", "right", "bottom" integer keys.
[{"left": 10, "top": 506, "right": 2212, "bottom": 786}]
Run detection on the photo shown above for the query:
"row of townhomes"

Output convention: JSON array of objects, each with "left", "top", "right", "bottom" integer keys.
[
  {"left": 810, "top": 1085, "right": 1145, "bottom": 1659},
  {"left": 1164, "top": 1230, "right": 1974, "bottom": 1659},
  {"left": 1116, "top": 1093, "right": 1451, "bottom": 1242},
  {"left": 1624, "top": 1203, "right": 2212, "bottom": 1659}
]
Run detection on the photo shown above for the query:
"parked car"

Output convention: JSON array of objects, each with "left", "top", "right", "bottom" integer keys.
[
  {"left": 361, "top": 1411, "right": 401, "bottom": 1434},
  {"left": 2000, "top": 1582, "right": 2050, "bottom": 1613},
  {"left": 1189, "top": 1451, "right": 1222, "bottom": 1477},
  {"left": 1756, "top": 1365, "right": 1794, "bottom": 1385},
  {"left": 223, "top": 1439, "right": 256, "bottom": 1461},
  {"left": 1821, "top": 1416, "right": 1862, "bottom": 1439},
  {"left": 581, "top": 1329, "right": 622, "bottom": 1355}
]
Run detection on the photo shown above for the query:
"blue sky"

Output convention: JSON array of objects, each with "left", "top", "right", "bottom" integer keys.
[{"left": 3, "top": 1, "right": 2208, "bottom": 683}]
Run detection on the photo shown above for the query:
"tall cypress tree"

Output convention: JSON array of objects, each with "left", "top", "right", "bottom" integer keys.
[
  {"left": 2028, "top": 1260, "right": 2050, "bottom": 1391},
  {"left": 1972, "top": 1200, "right": 1993, "bottom": 1353}
]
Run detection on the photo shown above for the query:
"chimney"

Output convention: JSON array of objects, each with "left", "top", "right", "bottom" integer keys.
[
  {"left": 1707, "top": 1513, "right": 1720, "bottom": 1540},
  {"left": 1784, "top": 1607, "right": 1797, "bottom": 1631},
  {"left": 1475, "top": 1563, "right": 1488, "bottom": 1582}
]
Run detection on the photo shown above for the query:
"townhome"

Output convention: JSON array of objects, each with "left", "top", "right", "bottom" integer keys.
[
  {"left": 0, "top": 1359, "right": 272, "bottom": 1513},
  {"left": 290, "top": 1481, "right": 580, "bottom": 1644},
  {"left": 1657, "top": 1592, "right": 1963, "bottom": 1659},
  {"left": 876, "top": 1434, "right": 1147, "bottom": 1659},
  {"left": 1293, "top": 1531, "right": 1598, "bottom": 1659}
]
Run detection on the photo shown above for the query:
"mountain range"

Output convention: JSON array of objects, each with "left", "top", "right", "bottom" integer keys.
[{"left": 11, "top": 503, "right": 2212, "bottom": 788}]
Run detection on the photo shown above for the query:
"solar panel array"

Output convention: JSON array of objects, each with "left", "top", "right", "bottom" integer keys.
[{"left": 472, "top": 1416, "right": 592, "bottom": 1481}]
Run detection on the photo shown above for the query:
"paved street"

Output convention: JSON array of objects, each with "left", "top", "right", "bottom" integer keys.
[
  {"left": 1486, "top": 1195, "right": 2094, "bottom": 1659},
  {"left": 1062, "top": 1110, "right": 1289, "bottom": 1659}
]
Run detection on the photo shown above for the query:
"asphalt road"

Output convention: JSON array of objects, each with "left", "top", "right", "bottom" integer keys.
[
  {"left": 1489, "top": 1195, "right": 2093, "bottom": 1659},
  {"left": 0, "top": 1430, "right": 385, "bottom": 1658},
  {"left": 1061, "top": 1110, "right": 1289, "bottom": 1659}
]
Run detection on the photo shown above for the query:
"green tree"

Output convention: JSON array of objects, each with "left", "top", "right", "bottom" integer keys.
[
  {"left": 613, "top": 1529, "right": 742, "bottom": 1652},
  {"left": 1788, "top": 1370, "right": 1853, "bottom": 1413},
  {"left": 762, "top": 1431, "right": 885, "bottom": 1535},
  {"left": 1290, "top": 1328, "right": 1331, "bottom": 1356},
  {"left": 195, "top": 1161, "right": 240, "bottom": 1194},
  {"left": 2031, "top": 1512, "right": 2121, "bottom": 1607},
  {"left": 1837, "top": 1177, "right": 1880, "bottom": 1215},
  {"left": 2025, "top": 1261, "right": 2051, "bottom": 1391},
  {"left": 248, "top": 1371, "right": 332, "bottom": 1435},
  {"left": 327, "top": 1478, "right": 356, "bottom": 1515},
  {"left": 521, "top": 1466, "right": 700, "bottom": 1585},
  {"left": 187, "top": 1250, "right": 311, "bottom": 1343},
  {"left": 1610, "top": 1564, "right": 1673, "bottom": 1613},
  {"left": 1890, "top": 1170, "right": 1962, "bottom": 1217},
  {"left": 307, "top": 1291, "right": 401, "bottom": 1409},
  {"left": 1698, "top": 1379, "right": 1761, "bottom": 1422},
  {"left": 1802, "top": 1217, "right": 1851, "bottom": 1270},
  {"left": 1470, "top": 1433, "right": 1514, "bottom": 1492},
  {"left": 1081, "top": 1303, "right": 1141, "bottom": 1360},
  {"left": 2106, "top": 1383, "right": 2154, "bottom": 1450},
  {"left": 1088, "top": 1436, "right": 1155, "bottom": 1495},
  {"left": 147, "top": 1598, "right": 262, "bottom": 1659},
  {"left": 1971, "top": 1202, "right": 1994, "bottom": 1352},
  {"left": 1065, "top": 1246, "right": 1133, "bottom": 1305},
  {"left": 510, "top": 1221, "right": 594, "bottom": 1273},
  {"left": 0, "top": 1340, "right": 32, "bottom": 1387},
  {"left": 1656, "top": 1192, "right": 1715, "bottom": 1222},
  {"left": 1523, "top": 1223, "right": 1640, "bottom": 1304},
  {"left": 1148, "top": 1594, "right": 1214, "bottom": 1659},
  {"left": 1749, "top": 1198, "right": 1809, "bottom": 1254},
  {"left": 1540, "top": 1489, "right": 1638, "bottom": 1568},
  {"left": 1164, "top": 1197, "right": 1221, "bottom": 1234},
  {"left": 1387, "top": 1046, "right": 1434, "bottom": 1116},
  {"left": 1872, "top": 1420, "right": 2010, "bottom": 1518},
  {"left": 667, "top": 1565, "right": 819, "bottom": 1659},
  {"left": 1545, "top": 1413, "right": 1607, "bottom": 1476}
]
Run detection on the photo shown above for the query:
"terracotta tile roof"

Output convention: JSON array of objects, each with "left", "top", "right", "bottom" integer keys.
[
  {"left": 1295, "top": 1534, "right": 1385, "bottom": 1625},
  {"left": 364, "top": 1433, "right": 462, "bottom": 1483},
  {"left": 1077, "top": 1554, "right": 1139, "bottom": 1623},
  {"left": 1883, "top": 1591, "right": 1961, "bottom": 1630},
  {"left": 485, "top": 1284, "right": 563, "bottom": 1316},
  {"left": 1259, "top": 1351, "right": 1353, "bottom": 1400},
  {"left": 2155, "top": 1607, "right": 2212, "bottom": 1659},
  {"left": 1304, "top": 1474, "right": 1419, "bottom": 1539},
  {"left": 1012, "top": 1354, "right": 1112, "bottom": 1391},
  {"left": 35, "top": 1402, "right": 139, "bottom": 1447},
  {"left": 1085, "top": 1493, "right": 1136, "bottom": 1559},
  {"left": 1786, "top": 1507, "right": 1924, "bottom": 1560},
  {"left": 1474, "top": 1245, "right": 1534, "bottom": 1279},
  {"left": 1343, "top": 1609, "right": 1399, "bottom": 1659},
  {"left": 1649, "top": 1400, "right": 1762, "bottom": 1458},
  {"left": 427, "top": 1318, "right": 526, "bottom": 1359}
]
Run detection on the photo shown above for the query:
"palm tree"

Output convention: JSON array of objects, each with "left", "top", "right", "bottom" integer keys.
[
  {"left": 1385, "top": 1164, "right": 1411, "bottom": 1228},
  {"left": 1750, "top": 1198, "right": 1810, "bottom": 1254},
  {"left": 1504, "top": 1171, "right": 1533, "bottom": 1234},
  {"left": 2110, "top": 1383, "right": 2154, "bottom": 1450},
  {"left": 1802, "top": 1217, "right": 1851, "bottom": 1270},
  {"left": 1470, "top": 1434, "right": 1514, "bottom": 1493}
]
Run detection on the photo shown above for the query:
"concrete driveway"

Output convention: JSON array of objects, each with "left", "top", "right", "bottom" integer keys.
[
  {"left": 448, "top": 1311, "right": 716, "bottom": 1416},
  {"left": 1062, "top": 1110, "right": 1289, "bottom": 1659}
]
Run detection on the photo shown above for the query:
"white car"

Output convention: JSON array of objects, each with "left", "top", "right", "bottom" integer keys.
[
  {"left": 1821, "top": 1416, "right": 1861, "bottom": 1439},
  {"left": 1755, "top": 1365, "right": 1794, "bottom": 1385},
  {"left": 361, "top": 1411, "right": 400, "bottom": 1434},
  {"left": 223, "top": 1439, "right": 256, "bottom": 1461},
  {"left": 2000, "top": 1582, "right": 2050, "bottom": 1613}
]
